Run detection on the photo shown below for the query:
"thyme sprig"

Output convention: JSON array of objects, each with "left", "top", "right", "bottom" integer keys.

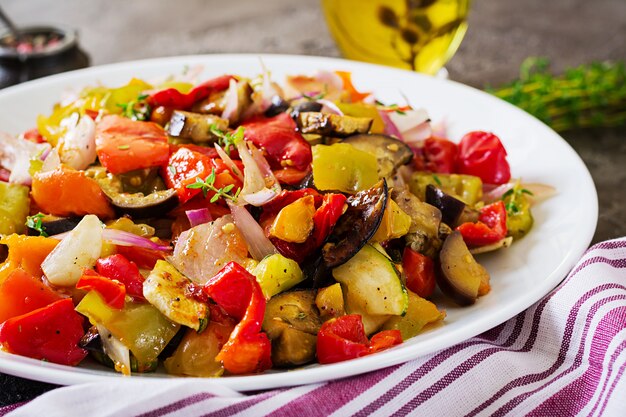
[
  {"left": 210, "top": 125, "right": 244, "bottom": 154},
  {"left": 117, "top": 93, "right": 151, "bottom": 121},
  {"left": 489, "top": 58, "right": 626, "bottom": 132},
  {"left": 186, "top": 168, "right": 241, "bottom": 203},
  {"left": 25, "top": 213, "right": 48, "bottom": 237}
]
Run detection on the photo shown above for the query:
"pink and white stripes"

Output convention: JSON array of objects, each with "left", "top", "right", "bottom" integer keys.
[{"left": 3, "top": 239, "right": 625, "bottom": 417}]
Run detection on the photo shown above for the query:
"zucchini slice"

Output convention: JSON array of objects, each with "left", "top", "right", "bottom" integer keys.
[
  {"left": 143, "top": 260, "right": 209, "bottom": 331},
  {"left": 332, "top": 244, "right": 408, "bottom": 316}
]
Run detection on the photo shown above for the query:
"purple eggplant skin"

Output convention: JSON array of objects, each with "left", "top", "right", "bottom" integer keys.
[
  {"left": 425, "top": 184, "right": 466, "bottom": 227},
  {"left": 322, "top": 179, "right": 388, "bottom": 268},
  {"left": 436, "top": 231, "right": 489, "bottom": 306}
]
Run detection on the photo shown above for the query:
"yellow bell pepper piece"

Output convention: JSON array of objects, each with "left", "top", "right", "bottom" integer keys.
[
  {"left": 312, "top": 143, "right": 378, "bottom": 193},
  {"left": 269, "top": 195, "right": 316, "bottom": 243},
  {"left": 382, "top": 290, "right": 446, "bottom": 339},
  {"left": 371, "top": 198, "right": 412, "bottom": 242}
]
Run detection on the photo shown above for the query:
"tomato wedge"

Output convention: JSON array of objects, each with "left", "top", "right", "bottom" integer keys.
[
  {"left": 456, "top": 131, "right": 511, "bottom": 184},
  {"left": 413, "top": 137, "right": 458, "bottom": 174},
  {"left": 243, "top": 113, "right": 312, "bottom": 171},
  {"left": 95, "top": 115, "right": 170, "bottom": 175}
]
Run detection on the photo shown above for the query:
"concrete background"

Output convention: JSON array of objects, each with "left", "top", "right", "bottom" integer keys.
[{"left": 0, "top": 0, "right": 625, "bottom": 406}]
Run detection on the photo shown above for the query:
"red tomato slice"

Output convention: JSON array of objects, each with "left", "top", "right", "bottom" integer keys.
[
  {"left": 0, "top": 268, "right": 63, "bottom": 323},
  {"left": 456, "top": 131, "right": 511, "bottom": 184},
  {"left": 413, "top": 137, "right": 458, "bottom": 174},
  {"left": 243, "top": 113, "right": 312, "bottom": 171},
  {"left": 95, "top": 115, "right": 170, "bottom": 175}
]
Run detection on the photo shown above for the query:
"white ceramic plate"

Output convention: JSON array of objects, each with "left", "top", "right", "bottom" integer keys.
[{"left": 0, "top": 54, "right": 597, "bottom": 390}]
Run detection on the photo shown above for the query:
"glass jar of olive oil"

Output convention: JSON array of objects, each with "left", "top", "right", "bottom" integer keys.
[{"left": 322, "top": 0, "right": 470, "bottom": 75}]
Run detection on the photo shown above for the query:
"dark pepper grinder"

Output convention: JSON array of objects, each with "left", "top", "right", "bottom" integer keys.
[{"left": 0, "top": 25, "right": 90, "bottom": 89}]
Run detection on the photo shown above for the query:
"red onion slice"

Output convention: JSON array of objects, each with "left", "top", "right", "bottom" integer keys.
[
  {"left": 228, "top": 201, "right": 277, "bottom": 260},
  {"left": 186, "top": 208, "right": 212, "bottom": 227}
]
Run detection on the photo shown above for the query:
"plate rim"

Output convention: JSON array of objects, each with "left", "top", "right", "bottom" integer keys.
[{"left": 0, "top": 53, "right": 598, "bottom": 391}]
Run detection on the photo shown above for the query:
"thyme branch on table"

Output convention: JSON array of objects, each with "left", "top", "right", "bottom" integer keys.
[
  {"left": 489, "top": 58, "right": 626, "bottom": 132},
  {"left": 186, "top": 168, "right": 241, "bottom": 203}
]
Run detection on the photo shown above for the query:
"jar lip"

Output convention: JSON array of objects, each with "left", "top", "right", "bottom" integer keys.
[{"left": 0, "top": 25, "right": 78, "bottom": 59}]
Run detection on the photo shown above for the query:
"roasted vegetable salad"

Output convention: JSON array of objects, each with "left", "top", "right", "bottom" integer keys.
[{"left": 0, "top": 68, "right": 554, "bottom": 376}]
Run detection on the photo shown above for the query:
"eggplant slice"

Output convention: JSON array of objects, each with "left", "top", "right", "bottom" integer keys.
[
  {"left": 89, "top": 167, "right": 179, "bottom": 218},
  {"left": 322, "top": 179, "right": 388, "bottom": 268},
  {"left": 296, "top": 112, "right": 373, "bottom": 138},
  {"left": 425, "top": 184, "right": 466, "bottom": 227},
  {"left": 167, "top": 111, "right": 229, "bottom": 143},
  {"left": 343, "top": 134, "right": 413, "bottom": 179}
]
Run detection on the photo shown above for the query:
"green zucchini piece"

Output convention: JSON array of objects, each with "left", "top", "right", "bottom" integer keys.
[
  {"left": 332, "top": 244, "right": 408, "bottom": 316},
  {"left": 143, "top": 260, "right": 209, "bottom": 332},
  {"left": 254, "top": 254, "right": 306, "bottom": 299}
]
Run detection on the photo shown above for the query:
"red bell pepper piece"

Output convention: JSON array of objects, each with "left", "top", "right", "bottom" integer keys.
[
  {"left": 457, "top": 201, "right": 508, "bottom": 247},
  {"left": 402, "top": 247, "right": 436, "bottom": 298},
  {"left": 115, "top": 244, "right": 166, "bottom": 270},
  {"left": 316, "top": 314, "right": 402, "bottom": 364},
  {"left": 0, "top": 298, "right": 87, "bottom": 366},
  {"left": 203, "top": 262, "right": 272, "bottom": 374},
  {"left": 0, "top": 268, "right": 63, "bottom": 323},
  {"left": 95, "top": 254, "right": 145, "bottom": 301},
  {"left": 148, "top": 74, "right": 234, "bottom": 110},
  {"left": 456, "top": 131, "right": 511, "bottom": 185},
  {"left": 76, "top": 270, "right": 126, "bottom": 309},
  {"left": 242, "top": 113, "right": 312, "bottom": 171},
  {"left": 268, "top": 192, "right": 347, "bottom": 263}
]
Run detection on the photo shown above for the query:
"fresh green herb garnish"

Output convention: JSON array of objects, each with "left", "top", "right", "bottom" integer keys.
[
  {"left": 490, "top": 58, "right": 626, "bottom": 132},
  {"left": 502, "top": 185, "right": 532, "bottom": 216},
  {"left": 432, "top": 174, "right": 442, "bottom": 186},
  {"left": 117, "top": 93, "right": 151, "bottom": 121},
  {"left": 210, "top": 125, "right": 245, "bottom": 154},
  {"left": 302, "top": 87, "right": 327, "bottom": 101},
  {"left": 168, "top": 165, "right": 177, "bottom": 176},
  {"left": 26, "top": 213, "right": 48, "bottom": 237},
  {"left": 375, "top": 100, "right": 407, "bottom": 115},
  {"left": 186, "top": 168, "right": 241, "bottom": 203},
  {"left": 117, "top": 145, "right": 130, "bottom": 150}
]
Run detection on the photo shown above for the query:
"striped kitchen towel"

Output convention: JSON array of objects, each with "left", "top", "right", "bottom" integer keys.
[{"left": 2, "top": 238, "right": 625, "bottom": 417}]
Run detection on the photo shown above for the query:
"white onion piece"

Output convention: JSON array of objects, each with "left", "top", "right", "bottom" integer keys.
[
  {"left": 388, "top": 109, "right": 432, "bottom": 145},
  {"left": 214, "top": 143, "right": 243, "bottom": 182},
  {"left": 315, "top": 70, "right": 344, "bottom": 92},
  {"left": 379, "top": 110, "right": 403, "bottom": 139},
  {"left": 523, "top": 183, "right": 557, "bottom": 204},
  {"left": 96, "top": 324, "right": 131, "bottom": 376},
  {"left": 41, "top": 148, "right": 61, "bottom": 172},
  {"left": 58, "top": 115, "right": 97, "bottom": 170},
  {"left": 0, "top": 131, "right": 51, "bottom": 185},
  {"left": 51, "top": 228, "right": 171, "bottom": 252},
  {"left": 431, "top": 118, "right": 448, "bottom": 138},
  {"left": 483, "top": 182, "right": 557, "bottom": 205},
  {"left": 237, "top": 140, "right": 280, "bottom": 206},
  {"left": 317, "top": 99, "right": 344, "bottom": 116},
  {"left": 221, "top": 78, "right": 240, "bottom": 123},
  {"left": 42, "top": 215, "right": 103, "bottom": 287},
  {"left": 228, "top": 201, "right": 277, "bottom": 261},
  {"left": 483, "top": 183, "right": 515, "bottom": 203}
]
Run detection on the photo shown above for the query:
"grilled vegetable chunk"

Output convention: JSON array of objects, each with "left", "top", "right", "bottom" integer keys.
[
  {"left": 143, "top": 260, "right": 209, "bottom": 331},
  {"left": 167, "top": 110, "right": 229, "bottom": 142},
  {"left": 437, "top": 231, "right": 490, "bottom": 306},
  {"left": 323, "top": 180, "right": 388, "bottom": 268},
  {"left": 262, "top": 290, "right": 322, "bottom": 367},
  {"left": 343, "top": 134, "right": 413, "bottom": 179},
  {"left": 333, "top": 244, "right": 408, "bottom": 316},
  {"left": 297, "top": 112, "right": 372, "bottom": 137}
]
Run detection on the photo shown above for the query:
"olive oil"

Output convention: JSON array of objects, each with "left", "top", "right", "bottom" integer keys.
[{"left": 322, "top": 0, "right": 470, "bottom": 75}]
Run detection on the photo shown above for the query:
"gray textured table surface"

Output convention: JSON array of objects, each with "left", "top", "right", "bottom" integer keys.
[{"left": 1, "top": 0, "right": 625, "bottom": 407}]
